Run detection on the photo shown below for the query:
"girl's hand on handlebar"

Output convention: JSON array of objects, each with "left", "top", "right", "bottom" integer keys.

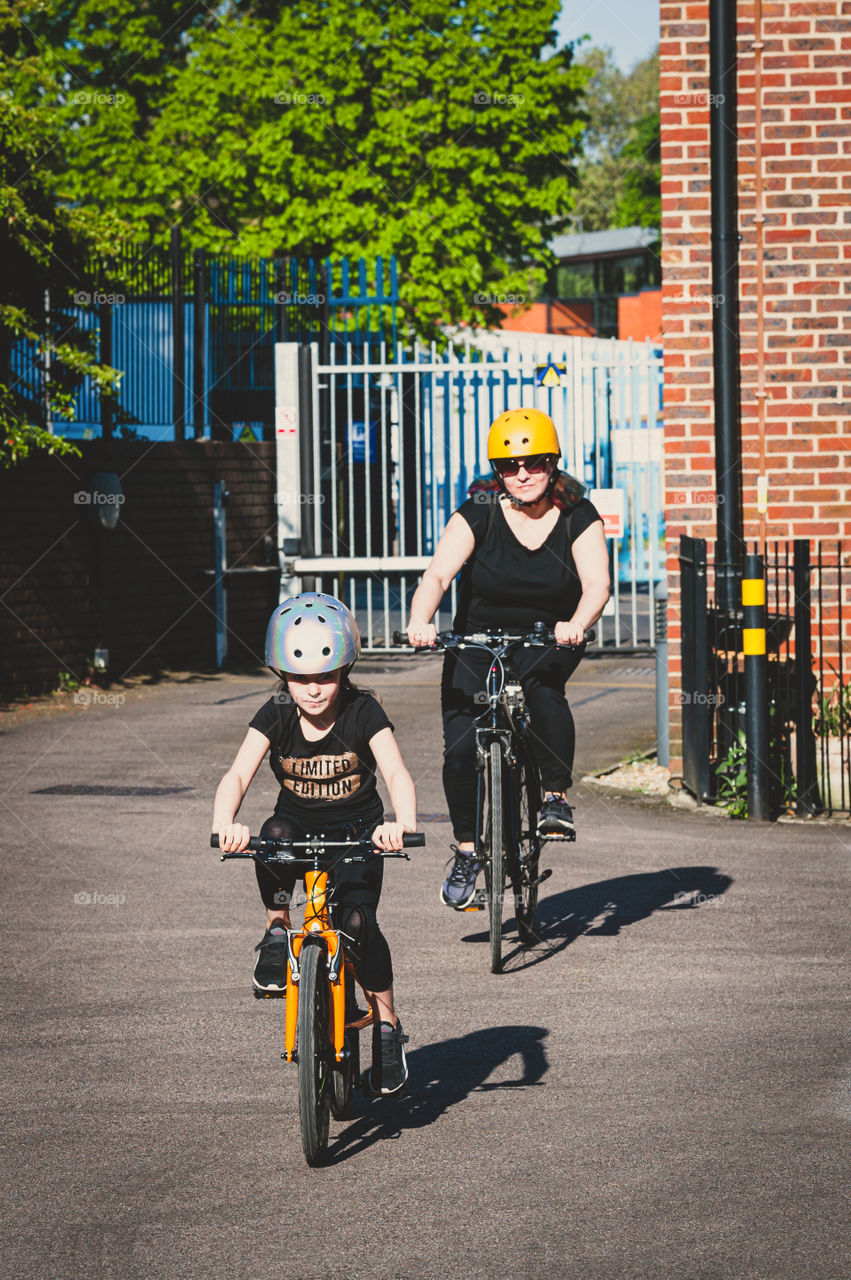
[
  {"left": 406, "top": 622, "right": 437, "bottom": 648},
  {"left": 371, "top": 821, "right": 413, "bottom": 851},
  {"left": 555, "top": 620, "right": 586, "bottom": 647},
  {"left": 216, "top": 823, "right": 252, "bottom": 853}
]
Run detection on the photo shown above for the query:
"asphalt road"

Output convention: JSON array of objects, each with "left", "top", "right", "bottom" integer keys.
[{"left": 1, "top": 656, "right": 848, "bottom": 1280}]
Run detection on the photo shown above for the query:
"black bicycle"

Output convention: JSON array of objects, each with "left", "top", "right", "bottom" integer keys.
[
  {"left": 212, "top": 830, "right": 424, "bottom": 1166},
  {"left": 394, "top": 623, "right": 586, "bottom": 972}
]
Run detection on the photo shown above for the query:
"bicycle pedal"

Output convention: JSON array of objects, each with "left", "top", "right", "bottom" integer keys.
[
  {"left": 253, "top": 986, "right": 285, "bottom": 999},
  {"left": 461, "top": 889, "right": 487, "bottom": 911},
  {"left": 540, "top": 831, "right": 576, "bottom": 844}
]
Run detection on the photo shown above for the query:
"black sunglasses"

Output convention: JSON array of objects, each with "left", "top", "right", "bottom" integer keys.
[{"left": 492, "top": 454, "right": 556, "bottom": 477}]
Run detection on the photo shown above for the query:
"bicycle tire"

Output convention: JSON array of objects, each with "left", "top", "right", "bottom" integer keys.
[
  {"left": 515, "top": 742, "right": 542, "bottom": 947},
  {"left": 330, "top": 967, "right": 358, "bottom": 1121},
  {"left": 297, "top": 942, "right": 331, "bottom": 1166},
  {"left": 485, "top": 741, "right": 506, "bottom": 973}
]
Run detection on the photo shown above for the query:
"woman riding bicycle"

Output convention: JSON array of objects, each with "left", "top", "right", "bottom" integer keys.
[
  {"left": 405, "top": 407, "right": 610, "bottom": 909},
  {"left": 213, "top": 593, "right": 417, "bottom": 1094}
]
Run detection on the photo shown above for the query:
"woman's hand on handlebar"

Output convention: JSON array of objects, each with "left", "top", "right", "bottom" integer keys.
[
  {"left": 406, "top": 621, "right": 437, "bottom": 648},
  {"left": 215, "top": 822, "right": 252, "bottom": 853},
  {"left": 554, "top": 619, "right": 586, "bottom": 647},
  {"left": 371, "top": 821, "right": 415, "bottom": 851}
]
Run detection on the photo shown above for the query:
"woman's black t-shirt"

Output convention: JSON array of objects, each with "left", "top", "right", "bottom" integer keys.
[
  {"left": 453, "top": 494, "right": 603, "bottom": 630},
  {"left": 249, "top": 690, "right": 392, "bottom": 825}
]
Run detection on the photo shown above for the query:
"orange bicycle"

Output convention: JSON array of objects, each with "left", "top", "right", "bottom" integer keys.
[{"left": 212, "top": 830, "right": 424, "bottom": 1166}]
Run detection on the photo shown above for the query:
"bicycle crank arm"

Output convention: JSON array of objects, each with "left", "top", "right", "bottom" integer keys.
[{"left": 529, "top": 868, "right": 553, "bottom": 889}]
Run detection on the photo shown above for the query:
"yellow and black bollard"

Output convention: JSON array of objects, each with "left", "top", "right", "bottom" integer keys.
[{"left": 743, "top": 553, "right": 770, "bottom": 820}]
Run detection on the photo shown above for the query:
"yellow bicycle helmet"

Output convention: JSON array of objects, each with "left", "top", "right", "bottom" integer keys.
[{"left": 486, "top": 408, "right": 561, "bottom": 461}]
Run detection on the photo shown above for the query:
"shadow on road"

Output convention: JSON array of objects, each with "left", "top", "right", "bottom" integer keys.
[
  {"left": 463, "top": 865, "right": 733, "bottom": 972},
  {"left": 326, "top": 1023, "right": 549, "bottom": 1164}
]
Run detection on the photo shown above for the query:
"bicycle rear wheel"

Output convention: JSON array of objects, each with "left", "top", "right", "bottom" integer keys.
[
  {"left": 330, "top": 967, "right": 359, "bottom": 1120},
  {"left": 484, "top": 741, "right": 506, "bottom": 973},
  {"left": 297, "top": 942, "right": 331, "bottom": 1166},
  {"left": 515, "top": 743, "right": 542, "bottom": 947}
]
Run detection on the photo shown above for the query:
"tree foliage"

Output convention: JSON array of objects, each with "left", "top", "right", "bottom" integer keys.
[
  {"left": 0, "top": 0, "right": 121, "bottom": 466},
  {"left": 32, "top": 0, "right": 589, "bottom": 333},
  {"left": 570, "top": 46, "right": 660, "bottom": 232}
]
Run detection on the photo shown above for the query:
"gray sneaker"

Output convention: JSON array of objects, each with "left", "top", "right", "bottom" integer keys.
[
  {"left": 368, "top": 1020, "right": 409, "bottom": 1096},
  {"left": 440, "top": 845, "right": 482, "bottom": 909}
]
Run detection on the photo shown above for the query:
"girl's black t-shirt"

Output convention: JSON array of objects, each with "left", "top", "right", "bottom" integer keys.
[
  {"left": 453, "top": 494, "right": 603, "bottom": 630},
  {"left": 249, "top": 690, "right": 392, "bottom": 824}
]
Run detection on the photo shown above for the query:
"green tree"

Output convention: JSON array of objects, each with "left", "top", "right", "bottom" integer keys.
[
  {"left": 0, "top": 0, "right": 121, "bottom": 466},
  {"left": 42, "top": 0, "right": 590, "bottom": 333},
  {"left": 571, "top": 46, "right": 660, "bottom": 232}
]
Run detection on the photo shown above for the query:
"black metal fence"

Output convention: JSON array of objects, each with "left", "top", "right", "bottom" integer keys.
[{"left": 679, "top": 535, "right": 850, "bottom": 816}]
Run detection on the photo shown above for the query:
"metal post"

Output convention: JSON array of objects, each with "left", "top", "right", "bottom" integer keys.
[
  {"left": 213, "top": 481, "right": 228, "bottom": 669},
  {"left": 99, "top": 299, "right": 113, "bottom": 441},
  {"left": 172, "top": 226, "right": 185, "bottom": 441},
  {"left": 193, "top": 249, "right": 206, "bottom": 438},
  {"left": 710, "top": 0, "right": 744, "bottom": 613},
  {"left": 274, "top": 342, "right": 304, "bottom": 599},
  {"left": 655, "top": 578, "right": 670, "bottom": 769},
  {"left": 743, "top": 552, "right": 770, "bottom": 819},
  {"left": 793, "top": 541, "right": 821, "bottom": 813},
  {"left": 680, "top": 536, "right": 711, "bottom": 801}
]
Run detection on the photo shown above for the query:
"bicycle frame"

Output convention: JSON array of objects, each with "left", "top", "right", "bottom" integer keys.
[
  {"left": 472, "top": 653, "right": 530, "bottom": 868},
  {"left": 282, "top": 856, "right": 354, "bottom": 1067}
]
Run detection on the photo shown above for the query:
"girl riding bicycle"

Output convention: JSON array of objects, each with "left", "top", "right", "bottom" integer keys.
[
  {"left": 405, "top": 408, "right": 610, "bottom": 909},
  {"left": 213, "top": 592, "right": 417, "bottom": 1094}
]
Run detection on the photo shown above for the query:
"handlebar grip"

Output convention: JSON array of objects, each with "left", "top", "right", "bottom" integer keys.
[
  {"left": 392, "top": 630, "right": 410, "bottom": 646},
  {"left": 403, "top": 832, "right": 426, "bottom": 848},
  {"left": 210, "top": 834, "right": 264, "bottom": 851}
]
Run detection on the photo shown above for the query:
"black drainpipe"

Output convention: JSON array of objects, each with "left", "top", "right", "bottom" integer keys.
[{"left": 709, "top": 0, "right": 744, "bottom": 613}]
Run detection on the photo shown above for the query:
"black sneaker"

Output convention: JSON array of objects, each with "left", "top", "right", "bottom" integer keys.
[
  {"left": 369, "top": 1020, "right": 409, "bottom": 1096},
  {"left": 537, "top": 796, "right": 576, "bottom": 841},
  {"left": 253, "top": 925, "right": 287, "bottom": 993},
  {"left": 440, "top": 845, "right": 482, "bottom": 909}
]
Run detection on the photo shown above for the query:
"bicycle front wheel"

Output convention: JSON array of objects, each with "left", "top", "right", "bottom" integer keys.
[
  {"left": 515, "top": 742, "right": 542, "bottom": 947},
  {"left": 297, "top": 942, "right": 331, "bottom": 1166},
  {"left": 485, "top": 741, "right": 506, "bottom": 973}
]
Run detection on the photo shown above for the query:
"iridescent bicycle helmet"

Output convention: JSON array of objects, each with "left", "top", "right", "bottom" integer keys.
[{"left": 265, "top": 593, "right": 361, "bottom": 676}]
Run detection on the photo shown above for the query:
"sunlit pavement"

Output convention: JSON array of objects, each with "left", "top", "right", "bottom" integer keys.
[{"left": 2, "top": 658, "right": 847, "bottom": 1280}]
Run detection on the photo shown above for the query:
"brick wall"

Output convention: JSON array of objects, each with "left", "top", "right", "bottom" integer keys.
[
  {"left": 0, "top": 443, "right": 279, "bottom": 698},
  {"left": 660, "top": 0, "right": 851, "bottom": 768}
]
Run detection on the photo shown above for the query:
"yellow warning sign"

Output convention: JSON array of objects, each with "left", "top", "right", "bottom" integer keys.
[{"left": 535, "top": 362, "right": 566, "bottom": 389}]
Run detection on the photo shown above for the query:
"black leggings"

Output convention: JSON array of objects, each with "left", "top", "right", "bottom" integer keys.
[
  {"left": 441, "top": 642, "right": 585, "bottom": 844},
  {"left": 254, "top": 813, "right": 393, "bottom": 992}
]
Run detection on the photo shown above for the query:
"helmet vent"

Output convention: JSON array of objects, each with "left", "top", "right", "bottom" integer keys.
[
  {"left": 322, "top": 646, "right": 331, "bottom": 656},
  {"left": 317, "top": 614, "right": 326, "bottom": 623},
  {"left": 294, "top": 616, "right": 301, "bottom": 625},
  {"left": 522, "top": 435, "right": 529, "bottom": 444},
  {"left": 294, "top": 649, "right": 302, "bottom": 658}
]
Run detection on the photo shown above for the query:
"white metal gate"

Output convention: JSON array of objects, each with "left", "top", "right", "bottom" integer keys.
[{"left": 275, "top": 334, "right": 664, "bottom": 650}]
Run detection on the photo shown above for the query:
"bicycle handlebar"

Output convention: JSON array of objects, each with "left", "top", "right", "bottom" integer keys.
[
  {"left": 211, "top": 831, "right": 425, "bottom": 864},
  {"left": 392, "top": 625, "right": 594, "bottom": 650}
]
